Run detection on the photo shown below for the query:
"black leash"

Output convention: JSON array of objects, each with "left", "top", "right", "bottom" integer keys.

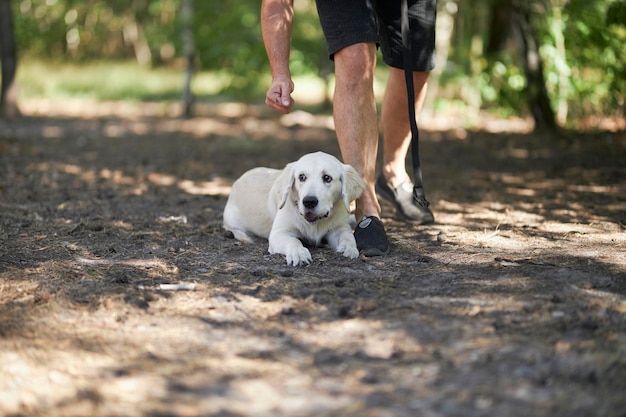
[{"left": 401, "top": 0, "right": 430, "bottom": 208}]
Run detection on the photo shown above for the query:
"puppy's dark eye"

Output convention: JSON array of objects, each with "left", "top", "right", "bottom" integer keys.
[
  {"left": 322, "top": 174, "right": 332, "bottom": 183},
  {"left": 298, "top": 174, "right": 307, "bottom": 182}
]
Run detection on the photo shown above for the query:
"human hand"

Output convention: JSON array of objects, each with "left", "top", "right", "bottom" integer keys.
[{"left": 265, "top": 76, "right": 294, "bottom": 114}]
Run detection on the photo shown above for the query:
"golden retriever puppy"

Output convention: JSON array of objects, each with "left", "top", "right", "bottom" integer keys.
[{"left": 223, "top": 152, "right": 365, "bottom": 266}]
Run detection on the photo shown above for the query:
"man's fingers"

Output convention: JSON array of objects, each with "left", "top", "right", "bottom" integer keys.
[
  {"left": 275, "top": 85, "right": 293, "bottom": 106},
  {"left": 265, "top": 95, "right": 290, "bottom": 114},
  {"left": 265, "top": 80, "right": 294, "bottom": 114},
  {"left": 280, "top": 94, "right": 291, "bottom": 106}
]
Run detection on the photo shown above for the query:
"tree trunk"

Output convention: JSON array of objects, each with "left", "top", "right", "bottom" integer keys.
[
  {"left": 551, "top": 1, "right": 569, "bottom": 126},
  {"left": 486, "top": 0, "right": 513, "bottom": 56},
  {"left": 180, "top": 0, "right": 195, "bottom": 118},
  {"left": 0, "top": 0, "right": 20, "bottom": 118},
  {"left": 511, "top": 0, "right": 556, "bottom": 132}
]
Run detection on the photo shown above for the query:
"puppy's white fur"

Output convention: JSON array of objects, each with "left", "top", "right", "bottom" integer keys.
[{"left": 223, "top": 152, "right": 365, "bottom": 266}]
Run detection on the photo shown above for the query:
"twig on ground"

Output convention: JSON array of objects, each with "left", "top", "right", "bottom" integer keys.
[{"left": 137, "top": 283, "right": 196, "bottom": 291}]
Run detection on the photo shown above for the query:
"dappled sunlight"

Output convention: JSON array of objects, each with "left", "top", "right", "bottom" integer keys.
[
  {"left": 414, "top": 294, "right": 528, "bottom": 316},
  {"left": 41, "top": 125, "right": 64, "bottom": 138},
  {"left": 2, "top": 99, "right": 625, "bottom": 417},
  {"left": 10, "top": 98, "right": 543, "bottom": 144},
  {"left": 504, "top": 187, "right": 536, "bottom": 197},
  {"left": 99, "top": 167, "right": 140, "bottom": 186},
  {"left": 29, "top": 162, "right": 149, "bottom": 195},
  {"left": 178, "top": 178, "right": 231, "bottom": 195},
  {"left": 429, "top": 193, "right": 625, "bottom": 272},
  {"left": 280, "top": 110, "right": 334, "bottom": 129},
  {"left": 421, "top": 112, "right": 533, "bottom": 133},
  {"left": 146, "top": 172, "right": 177, "bottom": 186},
  {"left": 75, "top": 256, "right": 179, "bottom": 274},
  {"left": 28, "top": 158, "right": 233, "bottom": 198},
  {"left": 147, "top": 172, "right": 231, "bottom": 196},
  {"left": 11, "top": 99, "right": 299, "bottom": 141},
  {"left": 0, "top": 263, "right": 364, "bottom": 416},
  {"left": 298, "top": 318, "right": 404, "bottom": 358},
  {"left": 568, "top": 184, "right": 620, "bottom": 193},
  {"left": 493, "top": 172, "right": 624, "bottom": 199}
]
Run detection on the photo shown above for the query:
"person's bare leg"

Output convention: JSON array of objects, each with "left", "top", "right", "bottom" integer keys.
[
  {"left": 333, "top": 43, "right": 380, "bottom": 220},
  {"left": 380, "top": 67, "right": 430, "bottom": 189}
]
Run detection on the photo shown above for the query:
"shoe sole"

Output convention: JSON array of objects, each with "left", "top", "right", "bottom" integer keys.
[{"left": 360, "top": 246, "right": 390, "bottom": 257}]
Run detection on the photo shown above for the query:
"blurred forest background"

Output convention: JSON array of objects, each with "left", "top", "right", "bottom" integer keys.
[{"left": 1, "top": 0, "right": 625, "bottom": 131}]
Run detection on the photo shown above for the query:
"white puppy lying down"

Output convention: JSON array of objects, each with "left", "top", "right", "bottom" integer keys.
[{"left": 223, "top": 151, "right": 365, "bottom": 266}]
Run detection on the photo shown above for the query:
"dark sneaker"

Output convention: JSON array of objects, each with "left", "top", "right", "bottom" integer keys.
[
  {"left": 354, "top": 216, "right": 390, "bottom": 257},
  {"left": 376, "top": 175, "right": 435, "bottom": 224}
]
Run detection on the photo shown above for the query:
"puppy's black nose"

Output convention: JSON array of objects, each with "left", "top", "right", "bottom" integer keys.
[{"left": 302, "top": 196, "right": 318, "bottom": 209}]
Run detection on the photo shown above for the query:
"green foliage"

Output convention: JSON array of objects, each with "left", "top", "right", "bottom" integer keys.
[
  {"left": 562, "top": 0, "right": 625, "bottom": 118},
  {"left": 191, "top": 1, "right": 324, "bottom": 97},
  {"left": 15, "top": 0, "right": 152, "bottom": 59},
  {"left": 16, "top": 59, "right": 226, "bottom": 101},
  {"left": 9, "top": 0, "right": 625, "bottom": 123},
  {"left": 482, "top": 60, "right": 527, "bottom": 117},
  {"left": 438, "top": 0, "right": 624, "bottom": 125},
  {"left": 192, "top": 3, "right": 266, "bottom": 96},
  {"left": 13, "top": 0, "right": 324, "bottom": 99}
]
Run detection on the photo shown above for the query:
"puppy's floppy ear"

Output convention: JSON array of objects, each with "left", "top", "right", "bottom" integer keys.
[
  {"left": 275, "top": 162, "right": 296, "bottom": 210},
  {"left": 341, "top": 164, "right": 365, "bottom": 211}
]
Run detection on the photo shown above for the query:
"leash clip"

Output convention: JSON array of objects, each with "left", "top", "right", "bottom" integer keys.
[{"left": 412, "top": 186, "right": 430, "bottom": 208}]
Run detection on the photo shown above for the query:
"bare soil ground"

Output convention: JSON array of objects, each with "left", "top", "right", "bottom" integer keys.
[{"left": 1, "top": 101, "right": 625, "bottom": 417}]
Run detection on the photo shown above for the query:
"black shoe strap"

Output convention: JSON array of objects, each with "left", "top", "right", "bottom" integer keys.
[{"left": 413, "top": 186, "right": 430, "bottom": 208}]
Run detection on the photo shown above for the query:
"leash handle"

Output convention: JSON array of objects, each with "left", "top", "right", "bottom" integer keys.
[{"left": 401, "top": 0, "right": 430, "bottom": 208}]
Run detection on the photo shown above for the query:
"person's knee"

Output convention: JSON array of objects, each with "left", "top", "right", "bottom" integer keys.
[{"left": 334, "top": 43, "right": 376, "bottom": 91}]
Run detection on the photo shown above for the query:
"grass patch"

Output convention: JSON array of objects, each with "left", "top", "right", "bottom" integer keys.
[
  {"left": 15, "top": 59, "right": 395, "bottom": 107},
  {"left": 17, "top": 60, "right": 237, "bottom": 102},
  {"left": 14, "top": 59, "right": 445, "bottom": 120}
]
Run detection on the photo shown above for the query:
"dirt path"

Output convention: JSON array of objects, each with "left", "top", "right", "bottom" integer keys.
[{"left": 1, "top": 104, "right": 625, "bottom": 417}]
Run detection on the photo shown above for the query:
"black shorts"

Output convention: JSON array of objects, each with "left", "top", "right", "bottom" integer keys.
[{"left": 314, "top": 0, "right": 436, "bottom": 71}]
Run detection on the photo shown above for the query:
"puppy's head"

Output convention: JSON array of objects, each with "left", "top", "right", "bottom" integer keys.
[{"left": 279, "top": 152, "right": 365, "bottom": 223}]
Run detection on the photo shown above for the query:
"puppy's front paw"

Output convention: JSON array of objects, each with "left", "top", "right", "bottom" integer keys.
[
  {"left": 336, "top": 241, "right": 359, "bottom": 259},
  {"left": 285, "top": 247, "right": 312, "bottom": 266}
]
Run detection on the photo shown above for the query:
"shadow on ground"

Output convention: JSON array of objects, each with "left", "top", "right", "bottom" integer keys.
[{"left": 1, "top": 107, "right": 625, "bottom": 417}]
